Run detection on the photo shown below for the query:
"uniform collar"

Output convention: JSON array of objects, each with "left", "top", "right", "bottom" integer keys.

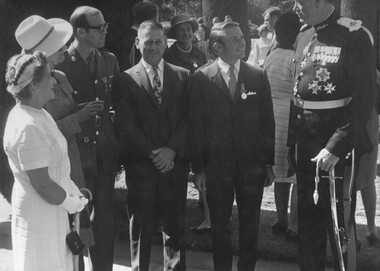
[
  {"left": 71, "top": 41, "right": 97, "bottom": 63},
  {"left": 313, "top": 9, "right": 339, "bottom": 32}
]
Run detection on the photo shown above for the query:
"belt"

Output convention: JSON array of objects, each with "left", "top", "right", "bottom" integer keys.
[{"left": 293, "top": 97, "right": 351, "bottom": 110}]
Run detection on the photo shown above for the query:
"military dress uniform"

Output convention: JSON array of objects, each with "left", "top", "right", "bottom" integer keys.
[
  {"left": 56, "top": 45, "right": 120, "bottom": 271},
  {"left": 288, "top": 10, "right": 377, "bottom": 271}
]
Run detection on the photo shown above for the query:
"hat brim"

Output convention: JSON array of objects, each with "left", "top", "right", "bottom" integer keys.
[
  {"left": 33, "top": 18, "right": 73, "bottom": 57},
  {"left": 167, "top": 20, "right": 198, "bottom": 39}
]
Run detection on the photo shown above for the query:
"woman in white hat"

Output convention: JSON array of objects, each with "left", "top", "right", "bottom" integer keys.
[
  {"left": 163, "top": 14, "right": 207, "bottom": 73},
  {"left": 3, "top": 51, "right": 88, "bottom": 271},
  {"left": 13, "top": 15, "right": 103, "bottom": 270}
]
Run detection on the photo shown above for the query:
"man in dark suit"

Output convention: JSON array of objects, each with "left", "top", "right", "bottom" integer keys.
[
  {"left": 55, "top": 6, "right": 120, "bottom": 271},
  {"left": 188, "top": 21, "right": 275, "bottom": 271},
  {"left": 112, "top": 21, "right": 189, "bottom": 271}
]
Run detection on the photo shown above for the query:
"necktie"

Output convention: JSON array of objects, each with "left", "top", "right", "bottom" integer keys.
[
  {"left": 87, "top": 52, "right": 95, "bottom": 75},
  {"left": 152, "top": 66, "right": 162, "bottom": 105},
  {"left": 228, "top": 65, "right": 237, "bottom": 97}
]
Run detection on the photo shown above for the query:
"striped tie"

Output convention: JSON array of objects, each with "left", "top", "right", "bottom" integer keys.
[{"left": 152, "top": 66, "right": 162, "bottom": 105}]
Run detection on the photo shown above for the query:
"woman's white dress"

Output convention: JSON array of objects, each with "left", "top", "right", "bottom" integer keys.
[
  {"left": 264, "top": 48, "right": 296, "bottom": 184},
  {"left": 3, "top": 104, "right": 74, "bottom": 271}
]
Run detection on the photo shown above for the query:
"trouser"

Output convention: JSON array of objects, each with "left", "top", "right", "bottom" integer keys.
[
  {"left": 206, "top": 165, "right": 265, "bottom": 271},
  {"left": 297, "top": 169, "right": 346, "bottom": 271},
  {"left": 126, "top": 165, "right": 188, "bottom": 271},
  {"left": 80, "top": 144, "right": 116, "bottom": 271},
  {"left": 294, "top": 108, "right": 351, "bottom": 271}
]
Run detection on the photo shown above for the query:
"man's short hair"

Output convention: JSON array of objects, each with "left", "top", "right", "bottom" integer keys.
[
  {"left": 138, "top": 20, "right": 164, "bottom": 37},
  {"left": 70, "top": 6, "right": 101, "bottom": 36},
  {"left": 132, "top": 1, "right": 159, "bottom": 25},
  {"left": 263, "top": 6, "right": 282, "bottom": 18},
  {"left": 208, "top": 21, "right": 240, "bottom": 56}
]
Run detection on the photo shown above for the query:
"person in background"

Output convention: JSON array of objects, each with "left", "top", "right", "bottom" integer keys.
[
  {"left": 263, "top": 6, "right": 281, "bottom": 56},
  {"left": 290, "top": 0, "right": 377, "bottom": 269},
  {"left": 224, "top": 15, "right": 232, "bottom": 23},
  {"left": 188, "top": 21, "right": 275, "bottom": 270},
  {"left": 347, "top": 62, "right": 379, "bottom": 247},
  {"left": 14, "top": 14, "right": 101, "bottom": 270},
  {"left": 212, "top": 16, "right": 220, "bottom": 25},
  {"left": 3, "top": 52, "right": 88, "bottom": 271},
  {"left": 263, "top": 13, "right": 302, "bottom": 242},
  {"left": 56, "top": 6, "right": 120, "bottom": 271},
  {"left": 164, "top": 14, "right": 207, "bottom": 74},
  {"left": 112, "top": 20, "right": 189, "bottom": 271},
  {"left": 194, "top": 24, "right": 209, "bottom": 61},
  {"left": 249, "top": 24, "right": 271, "bottom": 67},
  {"left": 123, "top": 1, "right": 159, "bottom": 70}
]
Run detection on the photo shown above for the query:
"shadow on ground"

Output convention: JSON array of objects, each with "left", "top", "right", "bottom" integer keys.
[{"left": 113, "top": 190, "right": 380, "bottom": 271}]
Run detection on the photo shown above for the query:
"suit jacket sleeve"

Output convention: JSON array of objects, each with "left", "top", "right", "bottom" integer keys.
[
  {"left": 326, "top": 29, "right": 377, "bottom": 157},
  {"left": 112, "top": 73, "right": 156, "bottom": 160},
  {"left": 167, "top": 70, "right": 190, "bottom": 159},
  {"left": 187, "top": 72, "right": 207, "bottom": 173},
  {"left": 259, "top": 70, "right": 275, "bottom": 165}
]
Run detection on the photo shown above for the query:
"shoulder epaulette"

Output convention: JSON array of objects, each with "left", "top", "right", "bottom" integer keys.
[
  {"left": 337, "top": 17, "right": 362, "bottom": 32},
  {"left": 300, "top": 24, "right": 312, "bottom": 32}
]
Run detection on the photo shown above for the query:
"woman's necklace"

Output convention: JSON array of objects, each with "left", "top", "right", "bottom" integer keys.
[{"left": 176, "top": 43, "right": 192, "bottom": 53}]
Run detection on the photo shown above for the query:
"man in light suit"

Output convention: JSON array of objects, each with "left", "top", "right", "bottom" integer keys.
[
  {"left": 188, "top": 21, "right": 275, "bottom": 271},
  {"left": 112, "top": 21, "right": 189, "bottom": 271}
]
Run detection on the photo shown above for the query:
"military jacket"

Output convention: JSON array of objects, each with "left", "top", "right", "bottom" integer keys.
[
  {"left": 56, "top": 45, "right": 121, "bottom": 170},
  {"left": 290, "top": 10, "right": 377, "bottom": 158}
]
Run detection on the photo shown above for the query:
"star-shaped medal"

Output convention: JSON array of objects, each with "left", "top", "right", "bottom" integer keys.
[
  {"left": 324, "top": 82, "right": 336, "bottom": 94},
  {"left": 316, "top": 68, "right": 330, "bottom": 82},
  {"left": 308, "top": 80, "right": 321, "bottom": 94}
]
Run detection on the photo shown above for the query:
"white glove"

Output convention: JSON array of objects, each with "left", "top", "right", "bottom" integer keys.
[{"left": 59, "top": 193, "right": 88, "bottom": 214}]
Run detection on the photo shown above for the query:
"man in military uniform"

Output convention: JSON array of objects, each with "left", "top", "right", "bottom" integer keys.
[
  {"left": 56, "top": 6, "right": 120, "bottom": 271},
  {"left": 289, "top": 0, "right": 377, "bottom": 270}
]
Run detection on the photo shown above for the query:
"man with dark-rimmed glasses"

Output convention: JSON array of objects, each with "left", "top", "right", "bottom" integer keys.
[{"left": 56, "top": 5, "right": 120, "bottom": 271}]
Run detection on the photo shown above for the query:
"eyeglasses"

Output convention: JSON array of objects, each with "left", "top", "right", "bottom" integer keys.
[{"left": 86, "top": 22, "right": 109, "bottom": 33}]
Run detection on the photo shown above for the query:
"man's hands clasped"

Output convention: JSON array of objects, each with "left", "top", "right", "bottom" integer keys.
[{"left": 149, "top": 147, "right": 176, "bottom": 173}]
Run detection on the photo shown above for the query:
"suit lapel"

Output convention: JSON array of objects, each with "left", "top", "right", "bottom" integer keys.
[
  {"left": 233, "top": 61, "right": 249, "bottom": 103},
  {"left": 133, "top": 62, "right": 159, "bottom": 107},
  {"left": 161, "top": 62, "right": 173, "bottom": 110},
  {"left": 209, "top": 62, "right": 232, "bottom": 100}
]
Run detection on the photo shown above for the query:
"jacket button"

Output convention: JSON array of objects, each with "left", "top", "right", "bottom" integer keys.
[
  {"left": 95, "top": 80, "right": 98, "bottom": 84},
  {"left": 297, "top": 114, "right": 301, "bottom": 119}
]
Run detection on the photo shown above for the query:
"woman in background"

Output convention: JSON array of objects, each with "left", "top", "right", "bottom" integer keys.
[
  {"left": 164, "top": 14, "right": 207, "bottom": 73},
  {"left": 263, "top": 13, "right": 302, "bottom": 242},
  {"left": 249, "top": 24, "right": 271, "bottom": 67}
]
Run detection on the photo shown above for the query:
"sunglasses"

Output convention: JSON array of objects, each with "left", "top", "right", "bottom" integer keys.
[{"left": 86, "top": 22, "right": 109, "bottom": 33}]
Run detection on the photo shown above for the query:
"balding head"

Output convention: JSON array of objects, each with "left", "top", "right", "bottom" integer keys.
[{"left": 70, "top": 6, "right": 102, "bottom": 37}]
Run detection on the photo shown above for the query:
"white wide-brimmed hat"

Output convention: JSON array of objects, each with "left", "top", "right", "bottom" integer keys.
[{"left": 15, "top": 15, "right": 73, "bottom": 57}]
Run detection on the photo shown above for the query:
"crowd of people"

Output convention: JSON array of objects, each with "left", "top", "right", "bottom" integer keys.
[{"left": 2, "top": 0, "right": 379, "bottom": 271}]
